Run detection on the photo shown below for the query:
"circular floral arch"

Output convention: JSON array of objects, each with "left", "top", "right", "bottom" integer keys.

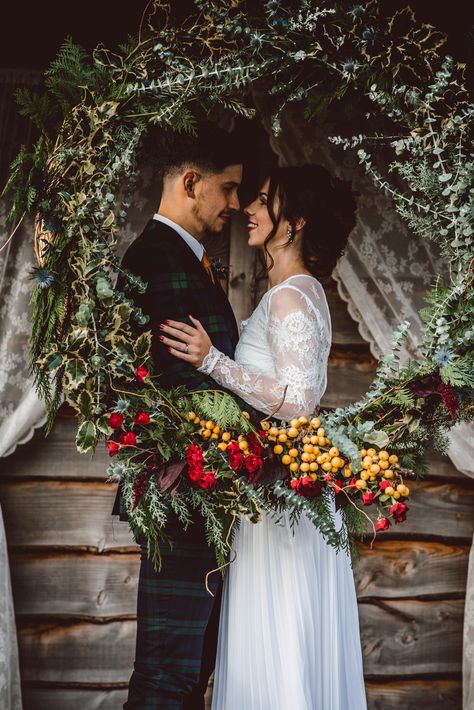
[{"left": 4, "top": 0, "right": 473, "bottom": 562}]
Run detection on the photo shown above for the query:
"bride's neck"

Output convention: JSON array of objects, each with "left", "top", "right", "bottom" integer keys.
[{"left": 266, "top": 249, "right": 309, "bottom": 289}]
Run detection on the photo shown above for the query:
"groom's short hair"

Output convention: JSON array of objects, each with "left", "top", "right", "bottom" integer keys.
[{"left": 145, "top": 122, "right": 243, "bottom": 178}]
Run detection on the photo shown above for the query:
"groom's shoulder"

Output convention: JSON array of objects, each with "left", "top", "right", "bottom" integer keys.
[{"left": 122, "top": 220, "right": 186, "bottom": 269}]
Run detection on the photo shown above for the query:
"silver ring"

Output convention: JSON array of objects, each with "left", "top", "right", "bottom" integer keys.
[{"left": 184, "top": 343, "right": 189, "bottom": 354}]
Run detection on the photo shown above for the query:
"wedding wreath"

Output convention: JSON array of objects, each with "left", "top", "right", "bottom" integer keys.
[{"left": 3, "top": 0, "right": 473, "bottom": 569}]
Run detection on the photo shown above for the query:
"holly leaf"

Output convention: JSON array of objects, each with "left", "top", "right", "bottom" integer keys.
[
  {"left": 77, "top": 389, "right": 94, "bottom": 418},
  {"left": 76, "top": 420, "right": 97, "bottom": 453},
  {"left": 134, "top": 331, "right": 152, "bottom": 360},
  {"left": 64, "top": 358, "right": 87, "bottom": 389}
]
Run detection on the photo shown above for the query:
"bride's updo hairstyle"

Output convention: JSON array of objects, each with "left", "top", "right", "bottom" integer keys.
[{"left": 264, "top": 164, "right": 358, "bottom": 277}]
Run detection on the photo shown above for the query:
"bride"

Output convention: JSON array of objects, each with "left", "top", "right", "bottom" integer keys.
[{"left": 159, "top": 164, "right": 367, "bottom": 710}]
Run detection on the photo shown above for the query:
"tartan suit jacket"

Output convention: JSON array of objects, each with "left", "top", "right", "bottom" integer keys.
[{"left": 111, "top": 218, "right": 241, "bottom": 520}]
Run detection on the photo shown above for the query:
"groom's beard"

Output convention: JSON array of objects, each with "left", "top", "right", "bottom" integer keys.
[{"left": 192, "top": 202, "right": 231, "bottom": 236}]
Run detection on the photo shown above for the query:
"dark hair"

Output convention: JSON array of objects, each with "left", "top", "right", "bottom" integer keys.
[
  {"left": 143, "top": 122, "right": 244, "bottom": 178},
  {"left": 264, "top": 164, "right": 358, "bottom": 278}
]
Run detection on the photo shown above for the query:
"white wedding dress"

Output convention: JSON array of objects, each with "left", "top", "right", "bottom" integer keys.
[{"left": 199, "top": 275, "right": 367, "bottom": 710}]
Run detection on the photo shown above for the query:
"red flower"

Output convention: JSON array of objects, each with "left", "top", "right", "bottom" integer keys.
[
  {"left": 186, "top": 444, "right": 206, "bottom": 483},
  {"left": 362, "top": 491, "right": 375, "bottom": 506},
  {"left": 324, "top": 473, "right": 333, "bottom": 481},
  {"left": 349, "top": 477, "right": 358, "bottom": 489},
  {"left": 134, "top": 410, "right": 151, "bottom": 425},
  {"left": 245, "top": 454, "right": 263, "bottom": 474},
  {"left": 136, "top": 365, "right": 149, "bottom": 382},
  {"left": 196, "top": 473, "right": 217, "bottom": 492},
  {"left": 247, "top": 432, "right": 263, "bottom": 455},
  {"left": 188, "top": 465, "right": 205, "bottom": 482},
  {"left": 120, "top": 432, "right": 137, "bottom": 447},
  {"left": 437, "top": 382, "right": 458, "bottom": 422},
  {"left": 109, "top": 412, "right": 124, "bottom": 429},
  {"left": 108, "top": 440, "right": 120, "bottom": 456},
  {"left": 390, "top": 501, "right": 409, "bottom": 524},
  {"left": 292, "top": 476, "right": 323, "bottom": 498},
  {"left": 379, "top": 480, "right": 392, "bottom": 491},
  {"left": 228, "top": 449, "right": 245, "bottom": 472},
  {"left": 187, "top": 443, "right": 204, "bottom": 467},
  {"left": 131, "top": 468, "right": 153, "bottom": 512},
  {"left": 375, "top": 517, "right": 391, "bottom": 531},
  {"left": 226, "top": 442, "right": 241, "bottom": 456},
  {"left": 333, "top": 479, "right": 345, "bottom": 493}
]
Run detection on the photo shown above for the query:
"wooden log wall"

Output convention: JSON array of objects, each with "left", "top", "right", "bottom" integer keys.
[{"left": 1, "top": 253, "right": 473, "bottom": 708}]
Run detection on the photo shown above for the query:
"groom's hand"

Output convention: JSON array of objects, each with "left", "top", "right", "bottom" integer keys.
[{"left": 159, "top": 315, "right": 212, "bottom": 368}]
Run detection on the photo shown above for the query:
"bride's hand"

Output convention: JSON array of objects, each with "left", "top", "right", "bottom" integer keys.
[{"left": 158, "top": 316, "right": 212, "bottom": 368}]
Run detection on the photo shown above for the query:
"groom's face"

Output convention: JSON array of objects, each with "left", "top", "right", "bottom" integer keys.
[{"left": 192, "top": 164, "right": 242, "bottom": 235}]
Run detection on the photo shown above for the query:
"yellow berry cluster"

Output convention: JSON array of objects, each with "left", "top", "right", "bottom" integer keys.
[
  {"left": 187, "top": 410, "right": 252, "bottom": 453},
  {"left": 356, "top": 448, "right": 409, "bottom": 498},
  {"left": 261, "top": 416, "right": 349, "bottom": 480}
]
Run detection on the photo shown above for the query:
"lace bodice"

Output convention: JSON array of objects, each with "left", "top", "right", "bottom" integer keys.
[{"left": 198, "top": 275, "right": 332, "bottom": 420}]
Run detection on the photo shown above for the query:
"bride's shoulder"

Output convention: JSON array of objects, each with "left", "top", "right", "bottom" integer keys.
[{"left": 268, "top": 275, "right": 326, "bottom": 307}]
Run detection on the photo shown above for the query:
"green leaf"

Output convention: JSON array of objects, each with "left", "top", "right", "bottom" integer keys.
[
  {"left": 134, "top": 331, "right": 152, "bottom": 360},
  {"left": 76, "top": 420, "right": 97, "bottom": 453},
  {"left": 64, "top": 358, "right": 87, "bottom": 388},
  {"left": 96, "top": 415, "right": 112, "bottom": 435},
  {"left": 77, "top": 389, "right": 94, "bottom": 418},
  {"left": 364, "top": 429, "right": 390, "bottom": 448}
]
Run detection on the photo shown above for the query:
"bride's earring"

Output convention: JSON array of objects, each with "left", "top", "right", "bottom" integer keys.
[{"left": 287, "top": 225, "right": 294, "bottom": 243}]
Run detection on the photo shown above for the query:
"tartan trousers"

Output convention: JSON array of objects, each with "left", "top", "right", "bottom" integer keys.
[{"left": 124, "top": 515, "right": 222, "bottom": 710}]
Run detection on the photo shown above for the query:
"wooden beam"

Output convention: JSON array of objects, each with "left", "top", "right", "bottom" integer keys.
[
  {"left": 354, "top": 540, "right": 469, "bottom": 599},
  {"left": 9, "top": 540, "right": 469, "bottom": 619},
  {"left": 359, "top": 599, "right": 464, "bottom": 676},
  {"left": 16, "top": 598, "right": 464, "bottom": 682},
  {"left": 365, "top": 679, "right": 461, "bottom": 710}
]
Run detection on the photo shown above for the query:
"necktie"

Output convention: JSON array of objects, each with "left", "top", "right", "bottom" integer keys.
[{"left": 201, "top": 252, "right": 215, "bottom": 284}]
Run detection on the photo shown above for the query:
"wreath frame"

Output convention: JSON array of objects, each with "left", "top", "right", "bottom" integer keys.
[{"left": 3, "top": 0, "right": 473, "bottom": 568}]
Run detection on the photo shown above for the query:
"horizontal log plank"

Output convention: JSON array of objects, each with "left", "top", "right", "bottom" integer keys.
[
  {"left": 365, "top": 679, "right": 462, "bottom": 710},
  {"left": 21, "top": 689, "right": 129, "bottom": 710},
  {"left": 9, "top": 539, "right": 469, "bottom": 619},
  {"left": 21, "top": 686, "right": 214, "bottom": 710},
  {"left": 20, "top": 680, "right": 462, "bottom": 710},
  {"left": 0, "top": 480, "right": 136, "bottom": 550},
  {"left": 16, "top": 598, "right": 463, "bottom": 682},
  {"left": 17, "top": 620, "right": 136, "bottom": 683},
  {"left": 2, "top": 415, "right": 109, "bottom": 480},
  {"left": 10, "top": 552, "right": 140, "bottom": 618},
  {"left": 1, "top": 477, "right": 472, "bottom": 554},
  {"left": 324, "top": 350, "right": 377, "bottom": 407},
  {"left": 354, "top": 540, "right": 470, "bottom": 599},
  {"left": 359, "top": 598, "right": 463, "bottom": 676},
  {"left": 378, "top": 480, "right": 474, "bottom": 541}
]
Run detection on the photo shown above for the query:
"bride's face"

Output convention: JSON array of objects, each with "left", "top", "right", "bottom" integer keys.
[{"left": 244, "top": 178, "right": 288, "bottom": 249}]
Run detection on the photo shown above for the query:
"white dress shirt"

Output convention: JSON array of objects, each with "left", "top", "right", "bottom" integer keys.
[{"left": 153, "top": 213, "right": 205, "bottom": 261}]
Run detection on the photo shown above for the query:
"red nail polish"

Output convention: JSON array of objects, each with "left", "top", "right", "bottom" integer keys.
[
  {"left": 158, "top": 323, "right": 164, "bottom": 330},
  {"left": 159, "top": 335, "right": 164, "bottom": 341}
]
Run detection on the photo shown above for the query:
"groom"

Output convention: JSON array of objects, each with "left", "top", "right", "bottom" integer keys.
[{"left": 112, "top": 124, "right": 244, "bottom": 709}]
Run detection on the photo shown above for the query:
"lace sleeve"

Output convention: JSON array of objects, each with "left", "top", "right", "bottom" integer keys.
[{"left": 198, "top": 285, "right": 331, "bottom": 419}]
